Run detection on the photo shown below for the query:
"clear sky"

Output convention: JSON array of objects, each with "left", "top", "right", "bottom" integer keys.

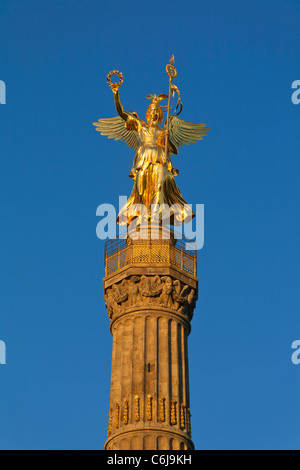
[{"left": 0, "top": 0, "right": 299, "bottom": 450}]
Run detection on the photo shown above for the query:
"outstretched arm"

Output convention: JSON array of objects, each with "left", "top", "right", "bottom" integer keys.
[{"left": 111, "top": 87, "right": 129, "bottom": 122}]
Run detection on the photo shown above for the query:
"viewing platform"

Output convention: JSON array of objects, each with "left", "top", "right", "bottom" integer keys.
[{"left": 104, "top": 227, "right": 197, "bottom": 278}]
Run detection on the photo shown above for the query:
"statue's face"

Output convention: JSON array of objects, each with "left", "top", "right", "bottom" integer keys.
[
  {"left": 147, "top": 105, "right": 161, "bottom": 124},
  {"left": 148, "top": 108, "right": 159, "bottom": 123}
]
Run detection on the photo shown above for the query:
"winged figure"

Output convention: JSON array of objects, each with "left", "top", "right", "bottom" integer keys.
[{"left": 93, "top": 82, "right": 209, "bottom": 226}]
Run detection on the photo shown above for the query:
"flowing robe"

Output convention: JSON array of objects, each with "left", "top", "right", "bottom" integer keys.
[{"left": 117, "top": 116, "right": 194, "bottom": 226}]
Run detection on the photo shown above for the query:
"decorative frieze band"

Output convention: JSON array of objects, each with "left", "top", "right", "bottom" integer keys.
[
  {"left": 107, "top": 397, "right": 191, "bottom": 437},
  {"left": 105, "top": 275, "right": 197, "bottom": 320}
]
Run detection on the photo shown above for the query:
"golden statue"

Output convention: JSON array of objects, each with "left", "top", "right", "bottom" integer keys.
[{"left": 93, "top": 56, "right": 209, "bottom": 226}]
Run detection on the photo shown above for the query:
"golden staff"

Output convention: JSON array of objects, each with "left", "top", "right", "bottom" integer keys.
[{"left": 165, "top": 55, "right": 177, "bottom": 163}]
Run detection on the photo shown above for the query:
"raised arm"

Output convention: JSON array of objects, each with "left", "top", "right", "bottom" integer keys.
[{"left": 111, "top": 88, "right": 129, "bottom": 122}]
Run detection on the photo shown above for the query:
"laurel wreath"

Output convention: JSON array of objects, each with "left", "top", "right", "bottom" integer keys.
[{"left": 107, "top": 70, "right": 124, "bottom": 90}]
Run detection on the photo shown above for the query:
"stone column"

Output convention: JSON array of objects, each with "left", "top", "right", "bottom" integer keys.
[{"left": 103, "top": 230, "right": 197, "bottom": 450}]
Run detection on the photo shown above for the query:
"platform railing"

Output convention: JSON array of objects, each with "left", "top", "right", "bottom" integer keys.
[{"left": 104, "top": 237, "right": 197, "bottom": 277}]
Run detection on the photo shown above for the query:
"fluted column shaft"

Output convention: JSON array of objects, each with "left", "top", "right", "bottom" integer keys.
[{"left": 105, "top": 306, "right": 193, "bottom": 450}]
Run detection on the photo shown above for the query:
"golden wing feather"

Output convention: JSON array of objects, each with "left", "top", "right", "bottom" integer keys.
[
  {"left": 93, "top": 115, "right": 141, "bottom": 151},
  {"left": 168, "top": 115, "right": 209, "bottom": 149}
]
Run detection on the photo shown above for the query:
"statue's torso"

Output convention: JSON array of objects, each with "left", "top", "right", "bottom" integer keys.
[{"left": 134, "top": 125, "right": 165, "bottom": 170}]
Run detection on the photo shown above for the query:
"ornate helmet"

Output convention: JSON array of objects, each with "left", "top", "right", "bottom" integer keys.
[{"left": 146, "top": 94, "right": 168, "bottom": 124}]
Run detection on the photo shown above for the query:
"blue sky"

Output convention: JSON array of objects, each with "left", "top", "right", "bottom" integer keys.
[{"left": 0, "top": 0, "right": 299, "bottom": 450}]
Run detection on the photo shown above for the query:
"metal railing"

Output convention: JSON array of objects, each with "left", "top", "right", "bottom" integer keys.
[{"left": 104, "top": 234, "right": 197, "bottom": 277}]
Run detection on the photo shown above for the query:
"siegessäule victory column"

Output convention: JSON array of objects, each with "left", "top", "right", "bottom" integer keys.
[{"left": 94, "top": 57, "right": 209, "bottom": 450}]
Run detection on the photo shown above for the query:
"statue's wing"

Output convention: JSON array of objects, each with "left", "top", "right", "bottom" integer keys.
[
  {"left": 93, "top": 115, "right": 141, "bottom": 151},
  {"left": 167, "top": 115, "right": 209, "bottom": 149}
]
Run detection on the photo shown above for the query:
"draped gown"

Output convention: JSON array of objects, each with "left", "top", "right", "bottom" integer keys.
[{"left": 117, "top": 115, "right": 194, "bottom": 226}]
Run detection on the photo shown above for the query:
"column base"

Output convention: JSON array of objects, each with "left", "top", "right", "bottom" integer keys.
[{"left": 105, "top": 427, "right": 194, "bottom": 451}]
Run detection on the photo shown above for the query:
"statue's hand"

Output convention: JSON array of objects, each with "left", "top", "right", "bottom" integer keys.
[
  {"left": 110, "top": 83, "right": 119, "bottom": 95},
  {"left": 157, "top": 129, "right": 168, "bottom": 149}
]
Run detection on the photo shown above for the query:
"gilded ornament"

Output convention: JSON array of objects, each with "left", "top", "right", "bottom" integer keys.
[
  {"left": 135, "top": 395, "right": 140, "bottom": 422},
  {"left": 107, "top": 409, "right": 113, "bottom": 437},
  {"left": 123, "top": 399, "right": 129, "bottom": 425},
  {"left": 114, "top": 403, "right": 120, "bottom": 428},
  {"left": 159, "top": 397, "right": 166, "bottom": 423},
  {"left": 180, "top": 403, "right": 185, "bottom": 429},
  {"left": 147, "top": 394, "right": 153, "bottom": 421},
  {"left": 187, "top": 408, "right": 192, "bottom": 435},
  {"left": 170, "top": 400, "right": 177, "bottom": 426}
]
